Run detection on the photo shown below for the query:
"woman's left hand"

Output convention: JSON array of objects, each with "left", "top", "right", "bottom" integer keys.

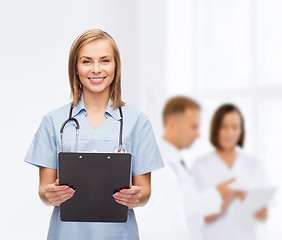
[
  {"left": 254, "top": 207, "right": 268, "bottom": 222},
  {"left": 113, "top": 184, "right": 142, "bottom": 209}
]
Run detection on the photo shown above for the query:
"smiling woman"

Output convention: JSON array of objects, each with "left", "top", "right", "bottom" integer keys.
[
  {"left": 76, "top": 40, "right": 115, "bottom": 95},
  {"left": 68, "top": 30, "right": 123, "bottom": 109},
  {"left": 24, "top": 29, "right": 164, "bottom": 240},
  {"left": 75, "top": 40, "right": 118, "bottom": 129}
]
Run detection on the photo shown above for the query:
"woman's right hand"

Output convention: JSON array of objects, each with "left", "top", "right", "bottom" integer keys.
[
  {"left": 234, "top": 190, "right": 248, "bottom": 201},
  {"left": 44, "top": 179, "right": 75, "bottom": 206},
  {"left": 216, "top": 178, "right": 236, "bottom": 203}
]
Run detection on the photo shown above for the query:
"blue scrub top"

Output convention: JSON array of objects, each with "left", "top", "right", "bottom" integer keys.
[{"left": 24, "top": 96, "right": 164, "bottom": 240}]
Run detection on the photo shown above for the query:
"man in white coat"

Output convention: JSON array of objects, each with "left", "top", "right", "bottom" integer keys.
[{"left": 135, "top": 96, "right": 236, "bottom": 240}]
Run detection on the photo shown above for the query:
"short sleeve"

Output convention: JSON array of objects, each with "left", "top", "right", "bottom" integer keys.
[
  {"left": 24, "top": 115, "right": 58, "bottom": 169},
  {"left": 131, "top": 115, "right": 164, "bottom": 176}
]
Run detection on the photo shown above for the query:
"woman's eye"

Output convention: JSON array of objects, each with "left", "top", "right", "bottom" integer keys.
[
  {"left": 102, "top": 59, "right": 110, "bottom": 63},
  {"left": 83, "top": 60, "right": 91, "bottom": 64}
]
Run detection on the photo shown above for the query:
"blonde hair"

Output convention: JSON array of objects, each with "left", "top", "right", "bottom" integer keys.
[{"left": 68, "top": 29, "right": 125, "bottom": 108}]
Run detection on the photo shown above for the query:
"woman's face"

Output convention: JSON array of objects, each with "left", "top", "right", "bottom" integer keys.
[
  {"left": 218, "top": 111, "right": 242, "bottom": 151},
  {"left": 76, "top": 39, "right": 115, "bottom": 96}
]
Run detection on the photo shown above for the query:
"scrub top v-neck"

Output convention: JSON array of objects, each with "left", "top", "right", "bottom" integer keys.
[{"left": 24, "top": 96, "right": 164, "bottom": 240}]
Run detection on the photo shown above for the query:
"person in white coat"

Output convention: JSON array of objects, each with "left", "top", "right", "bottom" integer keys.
[
  {"left": 136, "top": 96, "right": 235, "bottom": 240},
  {"left": 192, "top": 103, "right": 268, "bottom": 240}
]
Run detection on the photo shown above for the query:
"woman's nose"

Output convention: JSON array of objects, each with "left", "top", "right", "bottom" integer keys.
[{"left": 92, "top": 62, "right": 101, "bottom": 73}]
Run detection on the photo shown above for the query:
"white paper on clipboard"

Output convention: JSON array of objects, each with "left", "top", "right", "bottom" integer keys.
[
  {"left": 241, "top": 187, "right": 277, "bottom": 212},
  {"left": 232, "top": 187, "right": 277, "bottom": 224},
  {"left": 228, "top": 175, "right": 257, "bottom": 191}
]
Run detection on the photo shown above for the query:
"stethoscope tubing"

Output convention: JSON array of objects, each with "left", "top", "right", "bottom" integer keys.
[{"left": 60, "top": 104, "right": 125, "bottom": 153}]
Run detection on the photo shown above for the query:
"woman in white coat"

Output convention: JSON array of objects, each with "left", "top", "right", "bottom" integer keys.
[{"left": 192, "top": 103, "right": 267, "bottom": 240}]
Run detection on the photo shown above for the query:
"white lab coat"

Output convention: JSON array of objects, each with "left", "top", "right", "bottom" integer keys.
[
  {"left": 192, "top": 151, "right": 264, "bottom": 240},
  {"left": 135, "top": 139, "right": 222, "bottom": 240}
]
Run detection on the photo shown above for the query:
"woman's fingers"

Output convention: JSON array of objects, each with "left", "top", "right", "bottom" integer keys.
[
  {"left": 114, "top": 199, "right": 137, "bottom": 209},
  {"left": 49, "top": 191, "right": 75, "bottom": 206},
  {"left": 55, "top": 179, "right": 60, "bottom": 186},
  {"left": 254, "top": 207, "right": 268, "bottom": 221},
  {"left": 44, "top": 180, "right": 75, "bottom": 206},
  {"left": 45, "top": 187, "right": 74, "bottom": 199},
  {"left": 113, "top": 192, "right": 138, "bottom": 199},
  {"left": 113, "top": 186, "right": 141, "bottom": 200},
  {"left": 114, "top": 195, "right": 140, "bottom": 204},
  {"left": 113, "top": 186, "right": 142, "bottom": 208},
  {"left": 45, "top": 184, "right": 69, "bottom": 197},
  {"left": 45, "top": 184, "right": 68, "bottom": 192},
  {"left": 234, "top": 190, "right": 248, "bottom": 201},
  {"left": 119, "top": 186, "right": 141, "bottom": 195}
]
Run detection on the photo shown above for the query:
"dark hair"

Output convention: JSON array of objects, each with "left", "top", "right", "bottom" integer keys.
[
  {"left": 162, "top": 96, "right": 201, "bottom": 125},
  {"left": 210, "top": 103, "right": 245, "bottom": 148}
]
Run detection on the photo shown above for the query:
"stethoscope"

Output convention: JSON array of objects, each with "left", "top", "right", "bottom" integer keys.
[{"left": 60, "top": 105, "right": 126, "bottom": 153}]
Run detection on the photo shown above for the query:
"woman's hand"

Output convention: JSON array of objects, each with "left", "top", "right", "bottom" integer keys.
[
  {"left": 44, "top": 179, "right": 75, "bottom": 206},
  {"left": 216, "top": 178, "right": 236, "bottom": 205},
  {"left": 113, "top": 184, "right": 142, "bottom": 209},
  {"left": 255, "top": 207, "right": 268, "bottom": 222},
  {"left": 234, "top": 190, "right": 248, "bottom": 201},
  {"left": 206, "top": 180, "right": 247, "bottom": 223},
  {"left": 39, "top": 167, "right": 75, "bottom": 206},
  {"left": 113, "top": 173, "right": 151, "bottom": 209}
]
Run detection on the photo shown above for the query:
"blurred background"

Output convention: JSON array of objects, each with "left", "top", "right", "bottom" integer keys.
[{"left": 1, "top": 0, "right": 281, "bottom": 239}]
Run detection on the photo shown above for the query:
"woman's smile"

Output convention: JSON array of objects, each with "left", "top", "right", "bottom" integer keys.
[{"left": 88, "top": 76, "right": 106, "bottom": 84}]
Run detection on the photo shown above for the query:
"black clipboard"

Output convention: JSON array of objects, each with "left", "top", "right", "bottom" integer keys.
[{"left": 58, "top": 152, "right": 131, "bottom": 222}]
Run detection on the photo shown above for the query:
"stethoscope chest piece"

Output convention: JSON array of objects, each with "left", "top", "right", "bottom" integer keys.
[{"left": 114, "top": 147, "right": 127, "bottom": 153}]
